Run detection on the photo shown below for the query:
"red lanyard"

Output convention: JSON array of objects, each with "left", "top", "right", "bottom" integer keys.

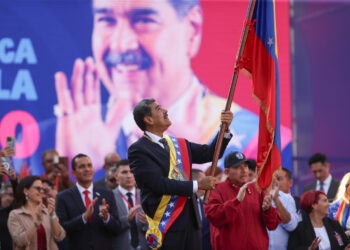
[{"left": 120, "top": 192, "right": 137, "bottom": 210}]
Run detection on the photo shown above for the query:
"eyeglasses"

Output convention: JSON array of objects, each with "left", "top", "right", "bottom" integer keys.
[
  {"left": 32, "top": 186, "right": 45, "bottom": 193},
  {"left": 108, "top": 178, "right": 117, "bottom": 183}
]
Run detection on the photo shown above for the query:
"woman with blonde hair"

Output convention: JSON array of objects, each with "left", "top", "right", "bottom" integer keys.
[
  {"left": 329, "top": 172, "right": 350, "bottom": 238},
  {"left": 8, "top": 176, "right": 65, "bottom": 250}
]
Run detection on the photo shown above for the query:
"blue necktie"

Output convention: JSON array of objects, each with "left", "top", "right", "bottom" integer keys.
[{"left": 319, "top": 182, "right": 324, "bottom": 192}]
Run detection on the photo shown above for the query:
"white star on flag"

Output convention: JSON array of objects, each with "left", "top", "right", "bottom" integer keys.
[
  {"left": 177, "top": 151, "right": 180, "bottom": 155},
  {"left": 177, "top": 160, "right": 181, "bottom": 164},
  {"left": 175, "top": 145, "right": 179, "bottom": 148},
  {"left": 231, "top": 129, "right": 246, "bottom": 149},
  {"left": 169, "top": 202, "right": 174, "bottom": 208},
  {"left": 161, "top": 221, "right": 166, "bottom": 226},
  {"left": 267, "top": 38, "right": 273, "bottom": 47},
  {"left": 165, "top": 211, "right": 170, "bottom": 217}
]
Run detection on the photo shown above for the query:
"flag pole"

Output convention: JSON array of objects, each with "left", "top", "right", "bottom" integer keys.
[{"left": 203, "top": 0, "right": 257, "bottom": 205}]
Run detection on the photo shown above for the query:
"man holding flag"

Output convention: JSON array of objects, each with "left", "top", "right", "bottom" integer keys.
[
  {"left": 128, "top": 98, "right": 233, "bottom": 249},
  {"left": 205, "top": 0, "right": 284, "bottom": 248}
]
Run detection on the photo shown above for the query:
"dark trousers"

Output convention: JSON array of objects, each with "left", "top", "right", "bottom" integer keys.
[{"left": 160, "top": 220, "right": 202, "bottom": 250}]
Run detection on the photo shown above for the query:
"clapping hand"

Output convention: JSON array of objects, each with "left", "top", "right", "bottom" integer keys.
[
  {"left": 99, "top": 198, "right": 110, "bottom": 221},
  {"left": 262, "top": 194, "right": 273, "bottom": 212},
  {"left": 127, "top": 204, "right": 141, "bottom": 222},
  {"left": 308, "top": 237, "right": 321, "bottom": 250},
  {"left": 270, "top": 176, "right": 279, "bottom": 202},
  {"left": 83, "top": 197, "right": 98, "bottom": 221},
  {"left": 47, "top": 198, "right": 56, "bottom": 216},
  {"left": 137, "top": 210, "right": 148, "bottom": 225}
]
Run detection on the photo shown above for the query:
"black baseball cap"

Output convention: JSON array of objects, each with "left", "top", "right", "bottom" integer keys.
[{"left": 224, "top": 152, "right": 249, "bottom": 168}]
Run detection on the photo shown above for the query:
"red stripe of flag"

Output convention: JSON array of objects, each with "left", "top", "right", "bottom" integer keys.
[{"left": 242, "top": 0, "right": 282, "bottom": 191}]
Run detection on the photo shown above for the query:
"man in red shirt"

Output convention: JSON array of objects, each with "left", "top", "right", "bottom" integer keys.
[{"left": 204, "top": 151, "right": 281, "bottom": 250}]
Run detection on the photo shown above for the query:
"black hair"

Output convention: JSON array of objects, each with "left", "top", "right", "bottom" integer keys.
[
  {"left": 308, "top": 153, "right": 327, "bottom": 167},
  {"left": 133, "top": 98, "right": 155, "bottom": 131},
  {"left": 117, "top": 159, "right": 130, "bottom": 169},
  {"left": 13, "top": 176, "right": 41, "bottom": 209},
  {"left": 281, "top": 167, "right": 293, "bottom": 180},
  {"left": 41, "top": 179, "right": 54, "bottom": 188},
  {"left": 72, "top": 153, "right": 89, "bottom": 171},
  {"left": 246, "top": 159, "right": 257, "bottom": 172}
]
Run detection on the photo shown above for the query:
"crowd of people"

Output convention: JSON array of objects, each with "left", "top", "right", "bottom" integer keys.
[{"left": 0, "top": 99, "right": 350, "bottom": 250}]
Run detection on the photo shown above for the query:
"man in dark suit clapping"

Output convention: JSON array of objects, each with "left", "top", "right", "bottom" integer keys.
[
  {"left": 56, "top": 153, "right": 128, "bottom": 250},
  {"left": 128, "top": 98, "right": 233, "bottom": 250}
]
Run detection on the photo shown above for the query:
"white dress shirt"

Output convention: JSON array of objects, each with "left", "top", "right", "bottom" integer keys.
[
  {"left": 316, "top": 174, "right": 332, "bottom": 194},
  {"left": 145, "top": 131, "right": 199, "bottom": 193},
  {"left": 268, "top": 191, "right": 301, "bottom": 250},
  {"left": 76, "top": 182, "right": 93, "bottom": 207},
  {"left": 314, "top": 226, "right": 331, "bottom": 250}
]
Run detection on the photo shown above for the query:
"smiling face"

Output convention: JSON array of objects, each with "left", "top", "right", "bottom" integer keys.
[
  {"left": 24, "top": 180, "right": 44, "bottom": 205},
  {"left": 312, "top": 194, "right": 329, "bottom": 217},
  {"left": 91, "top": 0, "right": 201, "bottom": 104},
  {"left": 72, "top": 156, "right": 94, "bottom": 186}
]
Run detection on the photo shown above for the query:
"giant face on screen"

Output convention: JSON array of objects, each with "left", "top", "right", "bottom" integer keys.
[
  {"left": 91, "top": 0, "right": 201, "bottom": 104},
  {"left": 0, "top": 0, "right": 292, "bottom": 177}
]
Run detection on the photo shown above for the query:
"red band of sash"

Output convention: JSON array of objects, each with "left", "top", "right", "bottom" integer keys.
[{"left": 163, "top": 137, "right": 191, "bottom": 235}]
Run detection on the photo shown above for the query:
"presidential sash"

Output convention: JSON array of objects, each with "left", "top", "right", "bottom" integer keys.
[{"left": 145, "top": 135, "right": 191, "bottom": 249}]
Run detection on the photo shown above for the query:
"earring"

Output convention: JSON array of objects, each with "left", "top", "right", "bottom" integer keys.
[{"left": 25, "top": 195, "right": 28, "bottom": 200}]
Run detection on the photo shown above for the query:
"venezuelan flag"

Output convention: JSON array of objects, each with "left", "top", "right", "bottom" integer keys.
[{"left": 242, "top": 0, "right": 282, "bottom": 191}]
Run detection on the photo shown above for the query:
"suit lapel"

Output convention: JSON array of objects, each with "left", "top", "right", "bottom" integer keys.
[
  {"left": 141, "top": 136, "right": 170, "bottom": 168},
  {"left": 323, "top": 218, "right": 338, "bottom": 249},
  {"left": 71, "top": 185, "right": 86, "bottom": 212},
  {"left": 115, "top": 190, "right": 128, "bottom": 216},
  {"left": 92, "top": 186, "right": 103, "bottom": 222},
  {"left": 328, "top": 178, "right": 336, "bottom": 197}
]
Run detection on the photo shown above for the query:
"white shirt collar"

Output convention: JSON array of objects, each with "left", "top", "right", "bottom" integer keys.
[
  {"left": 318, "top": 174, "right": 332, "bottom": 185},
  {"left": 118, "top": 185, "right": 136, "bottom": 197},
  {"left": 76, "top": 182, "right": 93, "bottom": 195},
  {"left": 145, "top": 131, "right": 163, "bottom": 142},
  {"left": 144, "top": 131, "right": 166, "bottom": 149}
]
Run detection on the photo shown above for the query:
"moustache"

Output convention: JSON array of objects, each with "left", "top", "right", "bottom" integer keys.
[{"left": 104, "top": 48, "right": 153, "bottom": 70}]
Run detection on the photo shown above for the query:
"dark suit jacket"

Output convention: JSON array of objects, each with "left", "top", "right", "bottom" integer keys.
[
  {"left": 128, "top": 133, "right": 231, "bottom": 232},
  {"left": 303, "top": 177, "right": 340, "bottom": 202},
  {"left": 93, "top": 177, "right": 106, "bottom": 189},
  {"left": 288, "top": 216, "right": 349, "bottom": 250},
  {"left": 113, "top": 188, "right": 148, "bottom": 250},
  {"left": 198, "top": 199, "right": 212, "bottom": 250},
  {"left": 56, "top": 185, "right": 128, "bottom": 250}
]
